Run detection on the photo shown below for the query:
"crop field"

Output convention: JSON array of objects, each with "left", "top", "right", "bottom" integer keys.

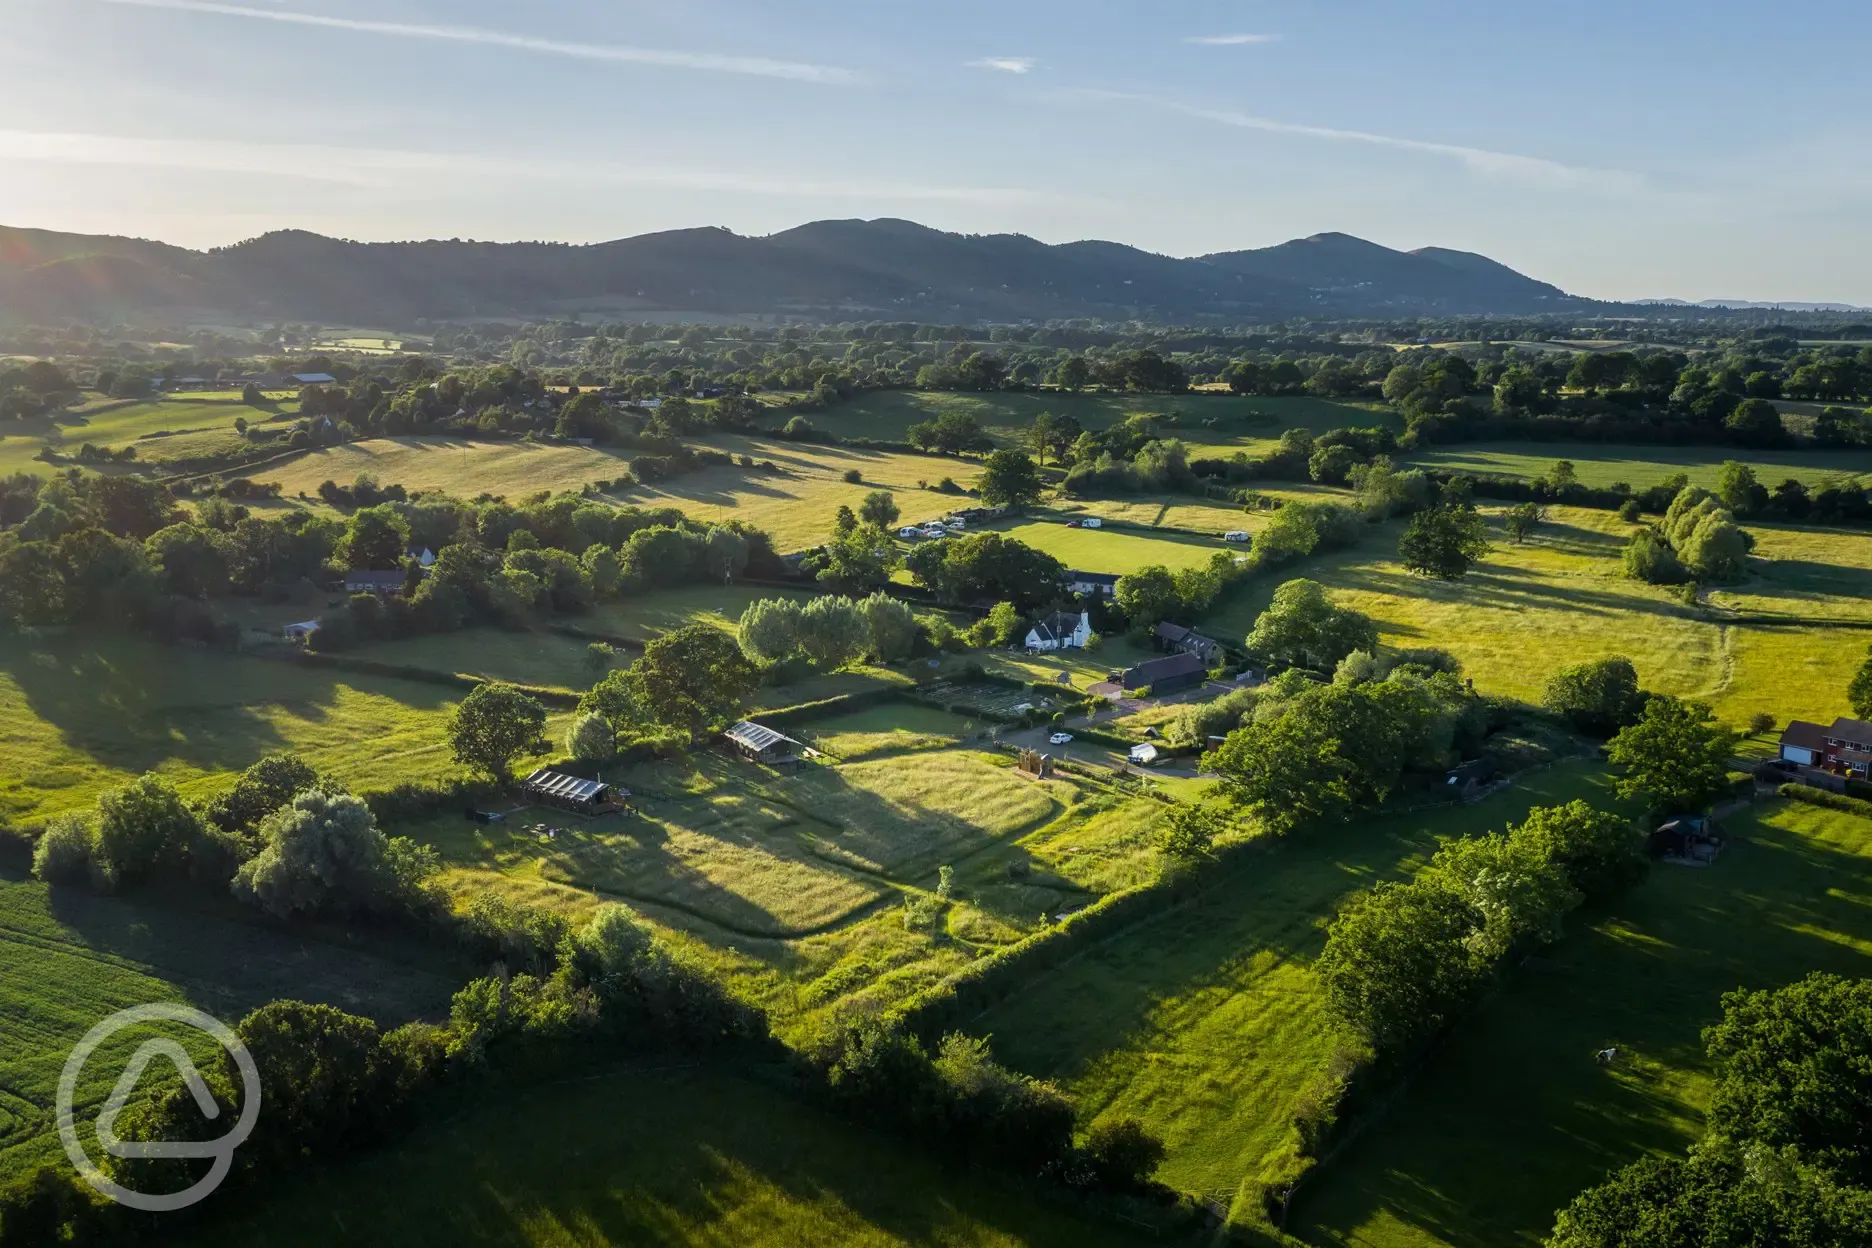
[
  {"left": 0, "top": 634, "right": 481, "bottom": 822},
  {"left": 0, "top": 872, "right": 458, "bottom": 1181},
  {"left": 195, "top": 1064, "right": 1153, "bottom": 1248},
  {"left": 990, "top": 520, "right": 1239, "bottom": 575},
  {"left": 0, "top": 395, "right": 293, "bottom": 475},
  {"left": 1290, "top": 800, "right": 1872, "bottom": 1248},
  {"left": 1201, "top": 507, "right": 1872, "bottom": 726},
  {"left": 802, "top": 391, "right": 1395, "bottom": 453},
  {"left": 966, "top": 761, "right": 1629, "bottom": 1201},
  {"left": 1404, "top": 441, "right": 1872, "bottom": 490}
]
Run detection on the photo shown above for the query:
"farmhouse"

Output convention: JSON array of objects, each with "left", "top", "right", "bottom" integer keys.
[
  {"left": 1025, "top": 610, "right": 1092, "bottom": 652},
  {"left": 1116, "top": 651, "right": 1207, "bottom": 696},
  {"left": 1778, "top": 717, "right": 1872, "bottom": 779},
  {"left": 343, "top": 569, "right": 405, "bottom": 595},
  {"left": 724, "top": 720, "right": 804, "bottom": 766},
  {"left": 520, "top": 769, "right": 624, "bottom": 815},
  {"left": 1153, "top": 622, "right": 1224, "bottom": 666},
  {"left": 1067, "top": 570, "right": 1120, "bottom": 599}
]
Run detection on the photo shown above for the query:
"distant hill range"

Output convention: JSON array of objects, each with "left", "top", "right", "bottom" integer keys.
[
  {"left": 1637, "top": 298, "right": 1872, "bottom": 313},
  {"left": 0, "top": 217, "right": 1598, "bottom": 324}
]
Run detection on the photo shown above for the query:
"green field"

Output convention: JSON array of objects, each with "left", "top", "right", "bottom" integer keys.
[
  {"left": 0, "top": 871, "right": 458, "bottom": 1180},
  {"left": 0, "top": 634, "right": 483, "bottom": 822},
  {"left": 800, "top": 703, "right": 982, "bottom": 760},
  {"left": 966, "top": 761, "right": 1629, "bottom": 1203},
  {"left": 1289, "top": 799, "right": 1872, "bottom": 1248},
  {"left": 1200, "top": 506, "right": 1872, "bottom": 727},
  {"left": 803, "top": 391, "right": 1394, "bottom": 454},
  {"left": 990, "top": 520, "right": 1238, "bottom": 575},
  {"left": 254, "top": 434, "right": 981, "bottom": 552},
  {"left": 1405, "top": 441, "right": 1872, "bottom": 490},
  {"left": 195, "top": 1064, "right": 1153, "bottom": 1248},
  {"left": 0, "top": 395, "right": 295, "bottom": 475}
]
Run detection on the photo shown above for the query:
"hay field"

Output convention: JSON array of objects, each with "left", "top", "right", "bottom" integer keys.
[
  {"left": 1405, "top": 441, "right": 1872, "bottom": 490},
  {"left": 1290, "top": 799, "right": 1872, "bottom": 1248},
  {"left": 1204, "top": 507, "right": 1872, "bottom": 725},
  {"left": 805, "top": 391, "right": 1394, "bottom": 452},
  {"left": 252, "top": 434, "right": 978, "bottom": 552},
  {"left": 966, "top": 761, "right": 1628, "bottom": 1200},
  {"left": 0, "top": 396, "right": 290, "bottom": 474},
  {"left": 194, "top": 1065, "right": 1153, "bottom": 1248},
  {"left": 0, "top": 874, "right": 457, "bottom": 1181},
  {"left": 0, "top": 634, "right": 482, "bottom": 822}
]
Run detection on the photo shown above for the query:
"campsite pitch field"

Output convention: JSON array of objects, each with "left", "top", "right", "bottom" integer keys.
[
  {"left": 0, "top": 872, "right": 458, "bottom": 1182},
  {"left": 1404, "top": 441, "right": 1872, "bottom": 490},
  {"left": 0, "top": 634, "right": 483, "bottom": 822},
  {"left": 253, "top": 434, "right": 980, "bottom": 552},
  {"left": 965, "top": 760, "right": 1629, "bottom": 1203},
  {"left": 194, "top": 1064, "right": 1155, "bottom": 1248},
  {"left": 990, "top": 520, "right": 1237, "bottom": 575},
  {"left": 1289, "top": 799, "right": 1872, "bottom": 1248}
]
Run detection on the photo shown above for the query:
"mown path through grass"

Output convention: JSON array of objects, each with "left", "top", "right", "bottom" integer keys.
[
  {"left": 964, "top": 761, "right": 1628, "bottom": 1201},
  {"left": 1287, "top": 799, "right": 1872, "bottom": 1248}
]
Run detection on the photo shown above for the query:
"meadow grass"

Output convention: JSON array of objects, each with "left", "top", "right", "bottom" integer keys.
[
  {"left": 1202, "top": 507, "right": 1872, "bottom": 726},
  {"left": 809, "top": 391, "right": 1395, "bottom": 453},
  {"left": 193, "top": 1064, "right": 1154, "bottom": 1248},
  {"left": 0, "top": 634, "right": 480, "bottom": 822},
  {"left": 587, "top": 584, "right": 818, "bottom": 641},
  {"left": 0, "top": 396, "right": 295, "bottom": 475},
  {"left": 1403, "top": 441, "right": 1872, "bottom": 490},
  {"left": 800, "top": 703, "right": 981, "bottom": 760},
  {"left": 966, "top": 761, "right": 1629, "bottom": 1200},
  {"left": 0, "top": 872, "right": 458, "bottom": 1181},
  {"left": 1288, "top": 800, "right": 1872, "bottom": 1248},
  {"left": 252, "top": 434, "right": 980, "bottom": 552},
  {"left": 344, "top": 628, "right": 608, "bottom": 693}
]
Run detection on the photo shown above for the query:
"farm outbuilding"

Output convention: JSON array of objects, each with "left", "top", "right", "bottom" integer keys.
[
  {"left": 724, "top": 720, "right": 804, "bottom": 766},
  {"left": 1116, "top": 651, "right": 1207, "bottom": 696},
  {"left": 520, "top": 769, "right": 624, "bottom": 814}
]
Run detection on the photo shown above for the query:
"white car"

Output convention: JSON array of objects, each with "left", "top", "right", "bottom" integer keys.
[
  {"left": 1048, "top": 732, "right": 1075, "bottom": 746},
  {"left": 1081, "top": 517, "right": 1103, "bottom": 529},
  {"left": 944, "top": 516, "right": 967, "bottom": 528},
  {"left": 921, "top": 526, "right": 948, "bottom": 539},
  {"left": 1223, "top": 530, "right": 1251, "bottom": 543},
  {"left": 897, "top": 526, "right": 923, "bottom": 539}
]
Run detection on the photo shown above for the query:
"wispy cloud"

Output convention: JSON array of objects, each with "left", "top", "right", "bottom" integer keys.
[
  {"left": 0, "top": 130, "right": 1054, "bottom": 205},
  {"left": 969, "top": 57, "right": 1037, "bottom": 74},
  {"left": 97, "top": 0, "right": 858, "bottom": 85},
  {"left": 1068, "top": 90, "right": 1640, "bottom": 190},
  {"left": 1186, "top": 34, "right": 1280, "bottom": 46}
]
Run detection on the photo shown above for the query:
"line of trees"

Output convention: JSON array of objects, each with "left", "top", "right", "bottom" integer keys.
[{"left": 1549, "top": 974, "right": 1872, "bottom": 1247}]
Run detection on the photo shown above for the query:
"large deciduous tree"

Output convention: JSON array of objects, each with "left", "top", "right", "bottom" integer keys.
[
  {"left": 1399, "top": 504, "right": 1491, "bottom": 580},
  {"left": 448, "top": 682, "right": 547, "bottom": 783},
  {"left": 1606, "top": 694, "right": 1737, "bottom": 813},
  {"left": 976, "top": 450, "right": 1044, "bottom": 511},
  {"left": 1246, "top": 579, "right": 1378, "bottom": 671}
]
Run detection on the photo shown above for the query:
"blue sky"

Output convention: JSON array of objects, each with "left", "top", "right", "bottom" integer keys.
[{"left": 3, "top": 0, "right": 1870, "bottom": 302}]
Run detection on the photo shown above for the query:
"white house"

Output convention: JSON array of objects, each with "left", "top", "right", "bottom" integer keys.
[
  {"left": 1025, "top": 610, "right": 1093, "bottom": 652},
  {"left": 1067, "top": 571, "right": 1120, "bottom": 599}
]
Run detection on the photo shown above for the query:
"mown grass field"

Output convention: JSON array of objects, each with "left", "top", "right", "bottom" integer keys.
[
  {"left": 803, "top": 391, "right": 1394, "bottom": 453},
  {"left": 0, "top": 634, "right": 480, "bottom": 822},
  {"left": 990, "top": 520, "right": 1238, "bottom": 575},
  {"left": 800, "top": 703, "right": 980, "bottom": 760},
  {"left": 1404, "top": 441, "right": 1872, "bottom": 490},
  {"left": 0, "top": 871, "right": 458, "bottom": 1181},
  {"left": 194, "top": 1064, "right": 1153, "bottom": 1248},
  {"left": 1202, "top": 507, "right": 1872, "bottom": 726},
  {"left": 253, "top": 434, "right": 980, "bottom": 552},
  {"left": 966, "top": 761, "right": 1629, "bottom": 1201},
  {"left": 0, "top": 395, "right": 295, "bottom": 475},
  {"left": 1290, "top": 799, "right": 1872, "bottom": 1248}
]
